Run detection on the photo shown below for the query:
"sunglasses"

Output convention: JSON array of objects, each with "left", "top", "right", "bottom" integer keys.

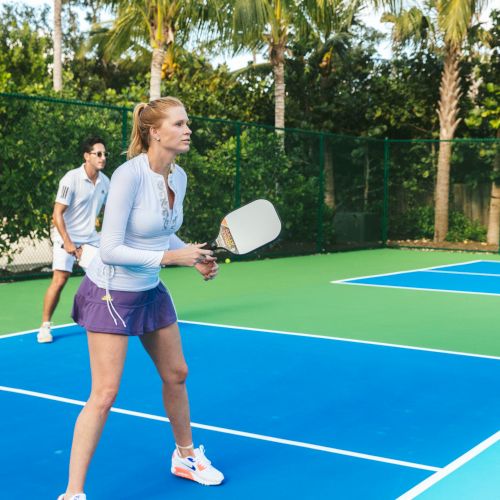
[{"left": 89, "top": 151, "right": 108, "bottom": 158}]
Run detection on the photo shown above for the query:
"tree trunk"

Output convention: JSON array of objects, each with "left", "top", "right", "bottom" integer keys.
[
  {"left": 271, "top": 44, "right": 286, "bottom": 130},
  {"left": 434, "top": 48, "right": 462, "bottom": 242},
  {"left": 324, "top": 144, "right": 335, "bottom": 209},
  {"left": 487, "top": 129, "right": 500, "bottom": 245},
  {"left": 150, "top": 46, "right": 166, "bottom": 100},
  {"left": 53, "top": 0, "right": 62, "bottom": 92},
  {"left": 149, "top": 23, "right": 174, "bottom": 101}
]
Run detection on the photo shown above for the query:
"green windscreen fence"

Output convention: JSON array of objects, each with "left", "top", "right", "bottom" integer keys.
[
  {"left": 1, "top": 92, "right": 498, "bottom": 280},
  {"left": 0, "top": 93, "right": 129, "bottom": 279},
  {"left": 387, "top": 139, "right": 499, "bottom": 248},
  {"left": 325, "top": 135, "right": 386, "bottom": 251}
]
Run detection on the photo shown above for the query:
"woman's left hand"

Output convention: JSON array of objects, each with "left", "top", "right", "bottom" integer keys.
[{"left": 195, "top": 258, "right": 219, "bottom": 281}]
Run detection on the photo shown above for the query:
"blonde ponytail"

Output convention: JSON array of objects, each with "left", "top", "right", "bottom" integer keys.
[
  {"left": 127, "top": 97, "right": 185, "bottom": 160},
  {"left": 127, "top": 103, "right": 149, "bottom": 159}
]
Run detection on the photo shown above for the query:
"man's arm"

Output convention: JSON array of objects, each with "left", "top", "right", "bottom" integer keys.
[{"left": 53, "top": 202, "right": 81, "bottom": 258}]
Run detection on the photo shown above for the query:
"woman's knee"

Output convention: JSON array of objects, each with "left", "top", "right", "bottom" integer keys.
[
  {"left": 88, "top": 387, "right": 119, "bottom": 413},
  {"left": 165, "top": 363, "right": 189, "bottom": 386}
]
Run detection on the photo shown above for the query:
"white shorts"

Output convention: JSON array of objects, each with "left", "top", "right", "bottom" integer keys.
[
  {"left": 52, "top": 236, "right": 100, "bottom": 272},
  {"left": 52, "top": 243, "right": 79, "bottom": 272}
]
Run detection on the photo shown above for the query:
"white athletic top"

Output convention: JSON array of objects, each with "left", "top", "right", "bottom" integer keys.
[
  {"left": 86, "top": 153, "right": 187, "bottom": 292},
  {"left": 53, "top": 164, "right": 110, "bottom": 243}
]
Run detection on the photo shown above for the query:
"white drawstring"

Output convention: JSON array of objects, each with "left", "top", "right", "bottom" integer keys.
[{"left": 101, "top": 265, "right": 126, "bottom": 328}]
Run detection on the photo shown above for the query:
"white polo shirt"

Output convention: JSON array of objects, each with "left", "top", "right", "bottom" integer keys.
[{"left": 53, "top": 164, "right": 110, "bottom": 243}]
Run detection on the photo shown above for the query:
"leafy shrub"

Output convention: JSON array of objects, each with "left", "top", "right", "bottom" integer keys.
[
  {"left": 389, "top": 205, "right": 486, "bottom": 242},
  {"left": 0, "top": 96, "right": 126, "bottom": 261},
  {"left": 389, "top": 206, "right": 434, "bottom": 240},
  {"left": 446, "top": 211, "right": 486, "bottom": 242}
]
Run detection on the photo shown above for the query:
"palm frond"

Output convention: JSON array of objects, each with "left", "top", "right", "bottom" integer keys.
[
  {"left": 382, "top": 6, "right": 433, "bottom": 49},
  {"left": 437, "top": 0, "right": 488, "bottom": 48},
  {"left": 230, "top": 60, "right": 272, "bottom": 77}
]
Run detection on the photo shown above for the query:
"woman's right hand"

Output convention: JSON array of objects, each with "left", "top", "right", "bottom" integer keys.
[{"left": 161, "top": 243, "right": 215, "bottom": 267}]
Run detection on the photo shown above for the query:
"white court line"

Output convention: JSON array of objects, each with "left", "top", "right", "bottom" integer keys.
[
  {"left": 2, "top": 320, "right": 500, "bottom": 361},
  {"left": 330, "top": 260, "right": 484, "bottom": 284},
  {"left": 333, "top": 280, "right": 500, "bottom": 298},
  {"left": 396, "top": 431, "right": 500, "bottom": 499},
  {"left": 181, "top": 320, "right": 500, "bottom": 361},
  {"left": 0, "top": 385, "right": 440, "bottom": 473},
  {"left": 331, "top": 259, "right": 500, "bottom": 285},
  {"left": 0, "top": 322, "right": 75, "bottom": 339},
  {"left": 425, "top": 269, "right": 500, "bottom": 277}
]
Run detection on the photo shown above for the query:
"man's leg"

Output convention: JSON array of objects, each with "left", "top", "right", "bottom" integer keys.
[
  {"left": 42, "top": 269, "right": 71, "bottom": 322},
  {"left": 38, "top": 270, "right": 71, "bottom": 343},
  {"left": 38, "top": 243, "right": 75, "bottom": 343}
]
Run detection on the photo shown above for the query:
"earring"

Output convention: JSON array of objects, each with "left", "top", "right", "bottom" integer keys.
[{"left": 155, "top": 137, "right": 160, "bottom": 142}]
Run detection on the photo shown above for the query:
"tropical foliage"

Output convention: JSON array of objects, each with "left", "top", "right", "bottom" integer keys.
[
  {"left": 0, "top": 1, "right": 499, "bottom": 267},
  {"left": 382, "top": 0, "right": 492, "bottom": 242}
]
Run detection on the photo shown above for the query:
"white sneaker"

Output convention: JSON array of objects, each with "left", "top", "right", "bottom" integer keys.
[
  {"left": 37, "top": 322, "right": 53, "bottom": 343},
  {"left": 171, "top": 445, "right": 224, "bottom": 486},
  {"left": 57, "top": 494, "right": 86, "bottom": 500}
]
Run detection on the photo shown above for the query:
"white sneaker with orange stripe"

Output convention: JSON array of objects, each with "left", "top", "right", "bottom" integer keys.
[{"left": 171, "top": 445, "right": 224, "bottom": 486}]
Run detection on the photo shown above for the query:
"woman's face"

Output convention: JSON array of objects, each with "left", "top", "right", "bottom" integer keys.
[{"left": 153, "top": 106, "right": 192, "bottom": 155}]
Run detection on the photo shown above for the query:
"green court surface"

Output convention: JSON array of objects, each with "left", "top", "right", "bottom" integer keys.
[{"left": 1, "top": 248, "right": 500, "bottom": 357}]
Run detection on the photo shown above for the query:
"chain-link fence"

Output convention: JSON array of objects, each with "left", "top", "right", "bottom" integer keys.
[
  {"left": 386, "top": 138, "right": 500, "bottom": 250},
  {"left": 0, "top": 93, "right": 130, "bottom": 280},
  {"left": 1, "top": 92, "right": 499, "bottom": 281}
]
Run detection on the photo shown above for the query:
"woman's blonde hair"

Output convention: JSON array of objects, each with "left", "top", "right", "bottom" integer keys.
[{"left": 127, "top": 96, "right": 185, "bottom": 159}]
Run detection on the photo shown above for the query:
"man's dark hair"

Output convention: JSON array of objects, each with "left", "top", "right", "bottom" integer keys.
[{"left": 81, "top": 136, "right": 106, "bottom": 154}]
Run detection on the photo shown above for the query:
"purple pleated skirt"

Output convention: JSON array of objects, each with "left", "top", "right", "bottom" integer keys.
[{"left": 72, "top": 276, "right": 177, "bottom": 336}]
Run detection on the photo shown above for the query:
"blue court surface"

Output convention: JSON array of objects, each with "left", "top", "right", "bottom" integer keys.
[
  {"left": 1, "top": 321, "right": 499, "bottom": 499},
  {"left": 333, "top": 259, "right": 500, "bottom": 296}
]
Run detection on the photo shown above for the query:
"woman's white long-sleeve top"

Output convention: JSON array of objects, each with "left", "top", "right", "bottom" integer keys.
[{"left": 86, "top": 153, "right": 187, "bottom": 291}]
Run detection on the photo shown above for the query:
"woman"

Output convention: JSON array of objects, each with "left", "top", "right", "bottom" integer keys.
[{"left": 59, "top": 97, "right": 224, "bottom": 500}]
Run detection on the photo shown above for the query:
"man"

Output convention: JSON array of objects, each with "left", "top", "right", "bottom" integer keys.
[{"left": 37, "top": 137, "right": 110, "bottom": 343}]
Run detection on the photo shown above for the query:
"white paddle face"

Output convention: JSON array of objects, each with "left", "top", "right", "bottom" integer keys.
[{"left": 215, "top": 199, "right": 281, "bottom": 254}]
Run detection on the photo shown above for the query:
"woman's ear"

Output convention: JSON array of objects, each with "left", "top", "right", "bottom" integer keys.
[{"left": 150, "top": 128, "right": 160, "bottom": 142}]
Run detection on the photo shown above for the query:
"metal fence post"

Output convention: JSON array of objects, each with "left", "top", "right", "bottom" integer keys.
[
  {"left": 235, "top": 123, "right": 241, "bottom": 209},
  {"left": 382, "top": 137, "right": 390, "bottom": 245},
  {"left": 317, "top": 133, "right": 325, "bottom": 253},
  {"left": 121, "top": 108, "right": 128, "bottom": 157}
]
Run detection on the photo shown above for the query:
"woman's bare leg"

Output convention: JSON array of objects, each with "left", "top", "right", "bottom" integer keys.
[
  {"left": 64, "top": 332, "right": 128, "bottom": 497},
  {"left": 140, "top": 322, "right": 194, "bottom": 457}
]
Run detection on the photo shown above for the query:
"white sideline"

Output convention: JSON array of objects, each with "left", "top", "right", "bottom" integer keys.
[
  {"left": 332, "top": 280, "right": 500, "bottom": 298},
  {"left": 425, "top": 269, "right": 500, "bottom": 277},
  {"left": 396, "top": 431, "right": 500, "bottom": 499},
  {"left": 0, "top": 385, "right": 440, "bottom": 473},
  {"left": 180, "top": 320, "right": 500, "bottom": 361},
  {"left": 332, "top": 259, "right": 500, "bottom": 297},
  {"left": 0, "top": 322, "right": 76, "bottom": 339},
  {"left": 331, "top": 260, "right": 484, "bottom": 283},
  {"left": 2, "top": 320, "right": 500, "bottom": 361}
]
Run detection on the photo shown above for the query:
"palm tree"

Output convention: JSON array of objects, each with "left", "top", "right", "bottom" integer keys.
[
  {"left": 232, "top": 0, "right": 294, "bottom": 130},
  {"left": 232, "top": 0, "right": 357, "bottom": 131},
  {"left": 100, "top": 0, "right": 220, "bottom": 100},
  {"left": 382, "top": 0, "right": 490, "bottom": 242},
  {"left": 466, "top": 82, "right": 500, "bottom": 244},
  {"left": 53, "top": 0, "right": 62, "bottom": 91}
]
